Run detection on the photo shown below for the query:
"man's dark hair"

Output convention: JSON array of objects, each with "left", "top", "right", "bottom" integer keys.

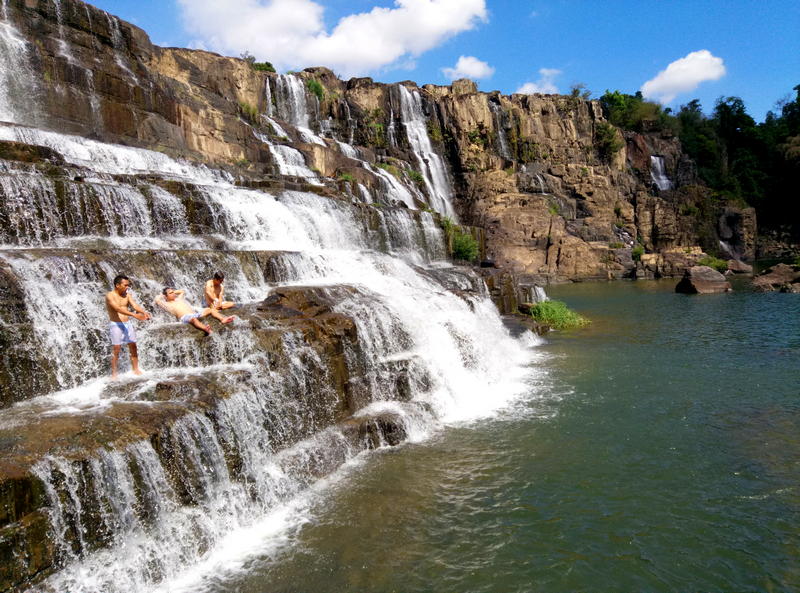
[
  {"left": 113, "top": 274, "right": 129, "bottom": 287},
  {"left": 162, "top": 286, "right": 175, "bottom": 296},
  {"left": 213, "top": 271, "right": 225, "bottom": 281}
]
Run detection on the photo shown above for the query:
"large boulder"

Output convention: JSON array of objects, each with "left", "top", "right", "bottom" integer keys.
[
  {"left": 752, "top": 263, "right": 800, "bottom": 292},
  {"left": 675, "top": 266, "right": 732, "bottom": 294},
  {"left": 727, "top": 259, "right": 753, "bottom": 274}
]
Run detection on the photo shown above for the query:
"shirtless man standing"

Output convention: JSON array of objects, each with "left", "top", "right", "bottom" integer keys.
[
  {"left": 106, "top": 274, "right": 151, "bottom": 379},
  {"left": 155, "top": 287, "right": 234, "bottom": 335},
  {"left": 204, "top": 271, "right": 235, "bottom": 310}
]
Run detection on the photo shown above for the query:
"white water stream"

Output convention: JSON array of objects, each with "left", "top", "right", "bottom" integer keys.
[
  {"left": 397, "top": 85, "right": 456, "bottom": 219},
  {"left": 650, "top": 155, "right": 673, "bottom": 191},
  {"left": 0, "top": 17, "right": 541, "bottom": 592}
]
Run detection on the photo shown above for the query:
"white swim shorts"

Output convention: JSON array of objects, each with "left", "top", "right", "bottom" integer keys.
[
  {"left": 180, "top": 312, "right": 201, "bottom": 324},
  {"left": 108, "top": 321, "right": 136, "bottom": 346}
]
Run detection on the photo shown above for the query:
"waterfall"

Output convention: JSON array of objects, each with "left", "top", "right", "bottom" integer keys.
[
  {"left": 51, "top": 0, "right": 76, "bottom": 64},
  {"left": 0, "top": 19, "right": 40, "bottom": 125},
  {"left": 650, "top": 155, "right": 673, "bottom": 191},
  {"left": 387, "top": 107, "right": 398, "bottom": 147},
  {"left": 0, "top": 125, "right": 231, "bottom": 182},
  {"left": 0, "top": 124, "right": 540, "bottom": 592},
  {"left": 275, "top": 74, "right": 310, "bottom": 129},
  {"left": 105, "top": 12, "right": 138, "bottom": 83},
  {"left": 490, "top": 101, "right": 512, "bottom": 159},
  {"left": 0, "top": 9, "right": 543, "bottom": 591},
  {"left": 397, "top": 85, "right": 456, "bottom": 218}
]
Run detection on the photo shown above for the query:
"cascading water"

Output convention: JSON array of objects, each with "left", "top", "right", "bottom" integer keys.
[
  {"left": 397, "top": 85, "right": 456, "bottom": 218},
  {"left": 650, "top": 155, "right": 673, "bottom": 191},
  {"left": 273, "top": 74, "right": 321, "bottom": 142},
  {"left": 104, "top": 12, "right": 138, "bottom": 83},
  {"left": 490, "top": 100, "right": 512, "bottom": 159},
  {"left": 0, "top": 9, "right": 543, "bottom": 593},
  {"left": 0, "top": 124, "right": 539, "bottom": 591},
  {"left": 0, "top": 16, "right": 40, "bottom": 125}
]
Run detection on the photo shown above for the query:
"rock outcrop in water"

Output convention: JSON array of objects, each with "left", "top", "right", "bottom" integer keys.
[
  {"left": 675, "top": 266, "right": 732, "bottom": 294},
  {"left": 0, "top": 1, "right": 758, "bottom": 591}
]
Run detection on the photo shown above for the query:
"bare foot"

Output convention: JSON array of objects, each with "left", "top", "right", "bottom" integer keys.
[
  {"left": 111, "top": 374, "right": 118, "bottom": 381},
  {"left": 133, "top": 369, "right": 143, "bottom": 376},
  {"left": 203, "top": 324, "right": 213, "bottom": 335},
  {"left": 222, "top": 316, "right": 235, "bottom": 324}
]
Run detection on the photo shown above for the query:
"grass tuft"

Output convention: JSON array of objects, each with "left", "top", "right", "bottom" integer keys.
[{"left": 530, "top": 300, "right": 590, "bottom": 330}]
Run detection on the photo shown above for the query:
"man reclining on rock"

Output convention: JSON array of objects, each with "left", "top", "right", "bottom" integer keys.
[{"left": 154, "top": 287, "right": 234, "bottom": 335}]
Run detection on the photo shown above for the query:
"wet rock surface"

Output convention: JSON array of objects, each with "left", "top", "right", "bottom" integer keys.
[
  {"left": 0, "top": 290, "right": 412, "bottom": 590},
  {"left": 675, "top": 266, "right": 732, "bottom": 294},
  {"left": 752, "top": 263, "right": 800, "bottom": 292}
]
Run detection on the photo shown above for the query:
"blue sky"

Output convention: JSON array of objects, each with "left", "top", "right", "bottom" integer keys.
[{"left": 90, "top": 0, "right": 799, "bottom": 123}]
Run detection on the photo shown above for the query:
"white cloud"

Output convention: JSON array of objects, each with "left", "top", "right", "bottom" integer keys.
[
  {"left": 176, "top": 0, "right": 488, "bottom": 78},
  {"left": 441, "top": 55, "right": 495, "bottom": 80},
  {"left": 641, "top": 50, "right": 726, "bottom": 104},
  {"left": 516, "top": 68, "right": 561, "bottom": 95}
]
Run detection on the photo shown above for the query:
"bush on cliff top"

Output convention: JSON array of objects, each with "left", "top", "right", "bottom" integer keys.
[{"left": 530, "top": 300, "right": 590, "bottom": 330}]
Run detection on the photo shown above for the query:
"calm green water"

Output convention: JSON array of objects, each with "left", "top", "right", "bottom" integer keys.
[{"left": 216, "top": 280, "right": 800, "bottom": 593}]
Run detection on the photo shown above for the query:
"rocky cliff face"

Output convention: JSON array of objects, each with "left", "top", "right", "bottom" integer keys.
[{"left": 4, "top": 0, "right": 754, "bottom": 285}]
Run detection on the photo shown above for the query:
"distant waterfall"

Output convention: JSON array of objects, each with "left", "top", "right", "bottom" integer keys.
[
  {"left": 0, "top": 18, "right": 40, "bottom": 125},
  {"left": 275, "top": 74, "right": 311, "bottom": 129},
  {"left": 490, "top": 101, "right": 512, "bottom": 159},
  {"left": 397, "top": 85, "right": 456, "bottom": 219},
  {"left": 650, "top": 155, "right": 673, "bottom": 191}
]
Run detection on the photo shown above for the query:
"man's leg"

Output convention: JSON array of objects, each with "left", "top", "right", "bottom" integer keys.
[
  {"left": 202, "top": 307, "right": 234, "bottom": 324},
  {"left": 128, "top": 343, "right": 142, "bottom": 375},
  {"left": 190, "top": 317, "right": 212, "bottom": 334},
  {"left": 219, "top": 301, "right": 235, "bottom": 310},
  {"left": 111, "top": 345, "right": 122, "bottom": 379}
]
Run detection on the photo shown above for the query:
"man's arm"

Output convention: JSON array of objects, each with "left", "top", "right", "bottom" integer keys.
[
  {"left": 203, "top": 282, "right": 216, "bottom": 304},
  {"left": 128, "top": 295, "right": 151, "bottom": 320},
  {"left": 107, "top": 294, "right": 149, "bottom": 321}
]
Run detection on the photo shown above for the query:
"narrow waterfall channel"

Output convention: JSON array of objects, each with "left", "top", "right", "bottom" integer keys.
[
  {"left": 650, "top": 155, "right": 673, "bottom": 191},
  {"left": 0, "top": 9, "right": 541, "bottom": 593}
]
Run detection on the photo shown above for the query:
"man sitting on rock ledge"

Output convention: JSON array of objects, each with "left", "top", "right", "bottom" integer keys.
[
  {"left": 155, "top": 287, "right": 235, "bottom": 335},
  {"left": 204, "top": 271, "right": 236, "bottom": 311}
]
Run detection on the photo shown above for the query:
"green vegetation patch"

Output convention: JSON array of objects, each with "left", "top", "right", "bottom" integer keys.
[
  {"left": 238, "top": 101, "right": 259, "bottom": 123},
  {"left": 632, "top": 245, "right": 645, "bottom": 261},
  {"left": 594, "top": 122, "right": 624, "bottom": 161},
  {"left": 407, "top": 169, "right": 425, "bottom": 186},
  {"left": 452, "top": 231, "right": 479, "bottom": 261},
  {"left": 306, "top": 79, "right": 325, "bottom": 101},
  {"left": 376, "top": 162, "right": 400, "bottom": 178},
  {"left": 529, "top": 300, "right": 590, "bottom": 330},
  {"left": 697, "top": 255, "right": 729, "bottom": 273}
]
